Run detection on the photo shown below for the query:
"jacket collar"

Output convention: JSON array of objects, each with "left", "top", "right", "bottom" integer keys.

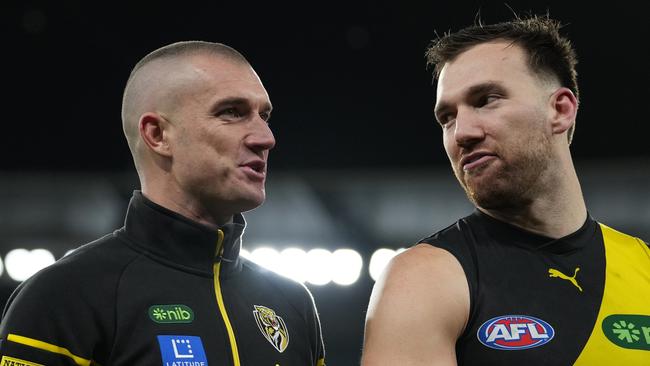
[{"left": 120, "top": 191, "right": 245, "bottom": 277}]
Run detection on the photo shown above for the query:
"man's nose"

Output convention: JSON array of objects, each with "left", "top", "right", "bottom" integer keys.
[
  {"left": 454, "top": 108, "right": 485, "bottom": 147},
  {"left": 246, "top": 116, "right": 276, "bottom": 151}
]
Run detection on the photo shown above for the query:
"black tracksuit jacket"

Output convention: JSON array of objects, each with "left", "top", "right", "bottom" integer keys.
[{"left": 0, "top": 192, "right": 325, "bottom": 366}]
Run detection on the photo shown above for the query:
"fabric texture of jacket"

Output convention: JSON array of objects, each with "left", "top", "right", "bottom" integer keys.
[{"left": 0, "top": 191, "right": 326, "bottom": 366}]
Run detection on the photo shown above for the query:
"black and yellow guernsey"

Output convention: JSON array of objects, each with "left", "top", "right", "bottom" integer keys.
[
  {"left": 0, "top": 192, "right": 325, "bottom": 366},
  {"left": 421, "top": 210, "right": 650, "bottom": 365}
]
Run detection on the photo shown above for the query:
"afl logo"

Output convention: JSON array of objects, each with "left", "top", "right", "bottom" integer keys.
[{"left": 477, "top": 315, "right": 554, "bottom": 350}]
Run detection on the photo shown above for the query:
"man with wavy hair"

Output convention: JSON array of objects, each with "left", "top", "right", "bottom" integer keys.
[{"left": 362, "top": 15, "right": 650, "bottom": 366}]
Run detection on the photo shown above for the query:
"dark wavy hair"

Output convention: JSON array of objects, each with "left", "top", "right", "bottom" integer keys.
[{"left": 426, "top": 15, "right": 579, "bottom": 142}]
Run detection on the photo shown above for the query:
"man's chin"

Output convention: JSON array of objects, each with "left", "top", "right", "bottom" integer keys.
[
  {"left": 465, "top": 180, "right": 508, "bottom": 208},
  {"left": 236, "top": 192, "right": 266, "bottom": 213},
  {"left": 463, "top": 175, "right": 492, "bottom": 197},
  {"left": 467, "top": 183, "right": 531, "bottom": 210}
]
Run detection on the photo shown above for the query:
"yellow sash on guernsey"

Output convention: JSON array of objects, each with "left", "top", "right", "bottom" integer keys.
[{"left": 573, "top": 224, "right": 650, "bottom": 365}]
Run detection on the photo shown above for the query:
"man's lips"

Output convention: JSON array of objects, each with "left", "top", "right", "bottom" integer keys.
[
  {"left": 239, "top": 160, "right": 267, "bottom": 180},
  {"left": 460, "top": 152, "right": 497, "bottom": 171}
]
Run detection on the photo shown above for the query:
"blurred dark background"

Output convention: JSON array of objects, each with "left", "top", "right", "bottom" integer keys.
[
  {"left": 5, "top": 0, "right": 650, "bottom": 171},
  {"left": 2, "top": 1, "right": 649, "bottom": 364}
]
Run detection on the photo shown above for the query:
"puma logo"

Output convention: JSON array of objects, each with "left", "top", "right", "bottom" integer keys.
[{"left": 548, "top": 267, "right": 583, "bottom": 292}]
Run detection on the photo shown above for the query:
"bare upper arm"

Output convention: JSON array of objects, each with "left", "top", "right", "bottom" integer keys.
[{"left": 361, "top": 244, "right": 470, "bottom": 366}]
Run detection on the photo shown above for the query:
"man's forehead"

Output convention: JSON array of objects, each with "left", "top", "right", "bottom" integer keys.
[
  {"left": 170, "top": 55, "right": 269, "bottom": 103},
  {"left": 165, "top": 55, "right": 245, "bottom": 87},
  {"left": 436, "top": 41, "right": 530, "bottom": 98},
  {"left": 201, "top": 73, "right": 271, "bottom": 107}
]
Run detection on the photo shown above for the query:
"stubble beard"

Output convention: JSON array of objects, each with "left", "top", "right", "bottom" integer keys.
[{"left": 455, "top": 130, "right": 553, "bottom": 211}]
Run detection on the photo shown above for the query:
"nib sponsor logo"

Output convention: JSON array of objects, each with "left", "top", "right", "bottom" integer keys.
[
  {"left": 477, "top": 315, "right": 555, "bottom": 350},
  {"left": 149, "top": 304, "right": 194, "bottom": 324}
]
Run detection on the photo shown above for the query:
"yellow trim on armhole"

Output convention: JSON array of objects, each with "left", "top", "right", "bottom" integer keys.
[
  {"left": 214, "top": 229, "right": 241, "bottom": 366},
  {"left": 6, "top": 334, "right": 91, "bottom": 366},
  {"left": 573, "top": 224, "right": 650, "bottom": 365},
  {"left": 316, "top": 357, "right": 325, "bottom": 366}
]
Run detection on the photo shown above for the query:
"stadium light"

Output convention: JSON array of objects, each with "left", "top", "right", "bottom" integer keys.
[
  {"left": 5, "top": 248, "right": 56, "bottom": 282},
  {"left": 369, "top": 248, "right": 405, "bottom": 281},
  {"left": 250, "top": 247, "right": 281, "bottom": 274},
  {"left": 304, "top": 249, "right": 333, "bottom": 285},
  {"left": 278, "top": 248, "right": 308, "bottom": 283},
  {"left": 242, "top": 246, "right": 364, "bottom": 286},
  {"left": 331, "top": 249, "right": 363, "bottom": 286},
  {"left": 0, "top": 246, "right": 385, "bottom": 285}
]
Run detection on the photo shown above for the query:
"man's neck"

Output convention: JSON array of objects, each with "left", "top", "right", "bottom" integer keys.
[
  {"left": 480, "top": 202, "right": 587, "bottom": 239},
  {"left": 479, "top": 160, "right": 587, "bottom": 239},
  {"left": 141, "top": 188, "right": 234, "bottom": 228}
]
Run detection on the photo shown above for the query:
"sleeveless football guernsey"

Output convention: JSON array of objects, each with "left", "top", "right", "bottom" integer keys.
[{"left": 421, "top": 210, "right": 650, "bottom": 365}]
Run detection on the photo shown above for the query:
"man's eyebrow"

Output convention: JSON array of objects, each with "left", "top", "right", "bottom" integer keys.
[
  {"left": 213, "top": 97, "right": 249, "bottom": 107},
  {"left": 434, "top": 81, "right": 505, "bottom": 117},
  {"left": 211, "top": 97, "right": 273, "bottom": 111},
  {"left": 465, "top": 82, "right": 505, "bottom": 98}
]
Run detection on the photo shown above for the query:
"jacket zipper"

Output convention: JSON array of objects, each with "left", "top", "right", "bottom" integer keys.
[{"left": 214, "top": 229, "right": 241, "bottom": 366}]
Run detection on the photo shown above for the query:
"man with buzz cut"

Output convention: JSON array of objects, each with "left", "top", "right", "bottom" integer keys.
[
  {"left": 0, "top": 41, "right": 325, "bottom": 366},
  {"left": 361, "top": 15, "right": 650, "bottom": 366}
]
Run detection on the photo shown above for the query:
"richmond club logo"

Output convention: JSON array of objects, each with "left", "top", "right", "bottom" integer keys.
[
  {"left": 477, "top": 315, "right": 555, "bottom": 350},
  {"left": 253, "top": 305, "right": 290, "bottom": 353}
]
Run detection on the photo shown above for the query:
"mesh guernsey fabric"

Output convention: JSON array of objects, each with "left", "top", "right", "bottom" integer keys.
[{"left": 421, "top": 210, "right": 650, "bottom": 365}]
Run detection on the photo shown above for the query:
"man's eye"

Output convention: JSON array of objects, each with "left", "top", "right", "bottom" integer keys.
[
  {"left": 219, "top": 108, "right": 242, "bottom": 118},
  {"left": 481, "top": 95, "right": 500, "bottom": 106},
  {"left": 259, "top": 112, "right": 271, "bottom": 122},
  {"left": 437, "top": 114, "right": 455, "bottom": 127}
]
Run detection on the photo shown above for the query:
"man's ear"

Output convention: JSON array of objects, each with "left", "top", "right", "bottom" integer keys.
[
  {"left": 549, "top": 87, "right": 578, "bottom": 135},
  {"left": 139, "top": 112, "right": 173, "bottom": 157}
]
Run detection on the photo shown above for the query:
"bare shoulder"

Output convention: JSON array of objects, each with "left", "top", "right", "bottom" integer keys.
[
  {"left": 388, "top": 243, "right": 466, "bottom": 280},
  {"left": 368, "top": 244, "right": 469, "bottom": 311},
  {"left": 362, "top": 244, "right": 469, "bottom": 366}
]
